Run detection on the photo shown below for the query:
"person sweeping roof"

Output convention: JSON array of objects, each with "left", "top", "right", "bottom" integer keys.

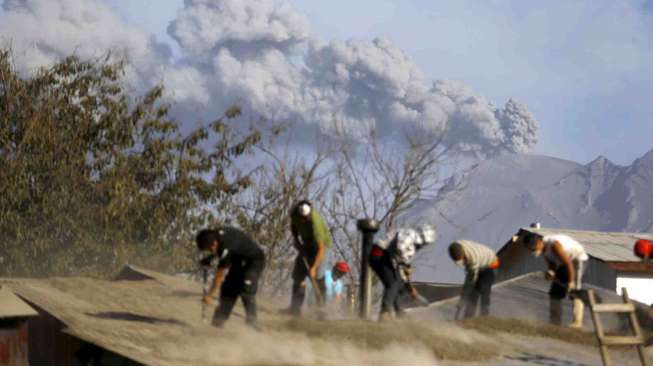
[
  {"left": 523, "top": 233, "right": 588, "bottom": 328},
  {"left": 280, "top": 200, "right": 332, "bottom": 316},
  {"left": 196, "top": 227, "right": 266, "bottom": 330},
  {"left": 448, "top": 240, "right": 499, "bottom": 319},
  {"left": 307, "top": 261, "right": 350, "bottom": 308},
  {"left": 370, "top": 224, "right": 437, "bottom": 321}
]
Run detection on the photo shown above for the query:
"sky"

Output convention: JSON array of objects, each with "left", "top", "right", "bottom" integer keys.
[{"left": 3, "top": 0, "right": 653, "bottom": 165}]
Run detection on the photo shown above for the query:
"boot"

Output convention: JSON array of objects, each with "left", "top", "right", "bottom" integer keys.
[
  {"left": 569, "top": 298, "right": 584, "bottom": 329},
  {"left": 549, "top": 298, "right": 562, "bottom": 326}
]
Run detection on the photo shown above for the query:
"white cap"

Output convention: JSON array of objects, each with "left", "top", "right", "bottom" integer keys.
[{"left": 298, "top": 203, "right": 311, "bottom": 217}]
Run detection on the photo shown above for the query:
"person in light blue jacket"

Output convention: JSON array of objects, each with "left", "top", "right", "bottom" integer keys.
[{"left": 307, "top": 261, "right": 350, "bottom": 306}]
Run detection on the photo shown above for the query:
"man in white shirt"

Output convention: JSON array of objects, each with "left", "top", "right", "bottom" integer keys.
[
  {"left": 524, "top": 233, "right": 589, "bottom": 328},
  {"left": 370, "top": 224, "right": 436, "bottom": 321}
]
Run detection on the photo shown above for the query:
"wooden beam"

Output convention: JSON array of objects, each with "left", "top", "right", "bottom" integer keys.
[
  {"left": 607, "top": 262, "right": 653, "bottom": 273},
  {"left": 600, "top": 336, "right": 645, "bottom": 346},
  {"left": 622, "top": 288, "right": 650, "bottom": 366},
  {"left": 591, "top": 303, "right": 635, "bottom": 313},
  {"left": 588, "top": 289, "right": 612, "bottom": 366}
]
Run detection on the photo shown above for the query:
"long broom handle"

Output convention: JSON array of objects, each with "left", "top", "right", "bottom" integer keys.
[{"left": 302, "top": 254, "right": 325, "bottom": 304}]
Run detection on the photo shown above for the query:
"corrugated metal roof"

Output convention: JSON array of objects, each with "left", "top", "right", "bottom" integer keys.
[
  {"left": 519, "top": 227, "right": 653, "bottom": 262},
  {"left": 0, "top": 285, "right": 37, "bottom": 318}
]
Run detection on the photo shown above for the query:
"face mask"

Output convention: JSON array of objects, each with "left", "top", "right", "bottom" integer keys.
[{"left": 455, "top": 259, "right": 464, "bottom": 266}]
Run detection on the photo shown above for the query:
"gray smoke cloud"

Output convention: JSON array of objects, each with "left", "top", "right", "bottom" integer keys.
[{"left": 0, "top": 0, "right": 539, "bottom": 156}]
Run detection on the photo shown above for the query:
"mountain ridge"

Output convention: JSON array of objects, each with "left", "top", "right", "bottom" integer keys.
[{"left": 408, "top": 148, "right": 653, "bottom": 283}]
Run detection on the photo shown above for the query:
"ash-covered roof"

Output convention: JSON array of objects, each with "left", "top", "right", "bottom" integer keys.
[
  {"left": 516, "top": 227, "right": 653, "bottom": 262},
  {"left": 1, "top": 265, "right": 223, "bottom": 365},
  {"left": 0, "top": 285, "right": 37, "bottom": 318},
  {"left": 414, "top": 272, "right": 649, "bottom": 330}
]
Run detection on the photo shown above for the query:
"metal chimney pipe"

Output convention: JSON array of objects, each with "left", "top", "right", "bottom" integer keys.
[
  {"left": 357, "top": 218, "right": 379, "bottom": 320},
  {"left": 530, "top": 222, "right": 541, "bottom": 229}
]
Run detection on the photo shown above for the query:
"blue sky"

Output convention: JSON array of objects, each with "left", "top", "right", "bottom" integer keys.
[{"left": 10, "top": 0, "right": 653, "bottom": 165}]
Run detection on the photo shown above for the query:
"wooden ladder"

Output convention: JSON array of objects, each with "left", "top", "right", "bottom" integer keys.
[{"left": 587, "top": 288, "right": 650, "bottom": 366}]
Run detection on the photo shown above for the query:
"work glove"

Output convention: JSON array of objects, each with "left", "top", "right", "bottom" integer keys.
[{"left": 544, "top": 270, "right": 556, "bottom": 281}]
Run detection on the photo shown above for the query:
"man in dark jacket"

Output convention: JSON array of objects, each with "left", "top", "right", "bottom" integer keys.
[{"left": 196, "top": 227, "right": 266, "bottom": 329}]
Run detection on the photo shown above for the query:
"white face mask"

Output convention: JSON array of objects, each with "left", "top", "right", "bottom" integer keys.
[
  {"left": 455, "top": 259, "right": 464, "bottom": 266},
  {"left": 298, "top": 204, "right": 311, "bottom": 217}
]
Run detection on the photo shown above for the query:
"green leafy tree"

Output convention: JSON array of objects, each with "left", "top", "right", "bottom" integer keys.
[{"left": 0, "top": 50, "right": 261, "bottom": 277}]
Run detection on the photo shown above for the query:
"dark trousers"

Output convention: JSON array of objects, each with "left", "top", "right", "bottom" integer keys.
[
  {"left": 290, "top": 246, "right": 320, "bottom": 313},
  {"left": 549, "top": 265, "right": 571, "bottom": 300},
  {"left": 548, "top": 261, "right": 585, "bottom": 325},
  {"left": 462, "top": 268, "right": 495, "bottom": 318},
  {"left": 213, "top": 255, "right": 265, "bottom": 326},
  {"left": 369, "top": 248, "right": 403, "bottom": 315}
]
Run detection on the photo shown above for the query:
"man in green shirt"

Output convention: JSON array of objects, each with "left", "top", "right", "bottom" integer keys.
[{"left": 282, "top": 200, "right": 332, "bottom": 316}]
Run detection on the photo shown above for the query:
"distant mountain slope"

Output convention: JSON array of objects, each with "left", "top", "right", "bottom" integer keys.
[{"left": 407, "top": 149, "right": 653, "bottom": 283}]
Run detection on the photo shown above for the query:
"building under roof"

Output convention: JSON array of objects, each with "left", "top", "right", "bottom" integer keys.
[
  {"left": 497, "top": 226, "right": 653, "bottom": 305},
  {"left": 0, "top": 285, "right": 38, "bottom": 366},
  {"left": 2, "top": 264, "right": 651, "bottom": 365},
  {"left": 1, "top": 266, "right": 232, "bottom": 365}
]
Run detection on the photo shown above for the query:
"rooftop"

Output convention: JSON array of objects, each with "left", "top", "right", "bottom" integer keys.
[
  {"left": 0, "top": 285, "right": 37, "bottom": 319},
  {"left": 413, "top": 272, "right": 652, "bottom": 330}
]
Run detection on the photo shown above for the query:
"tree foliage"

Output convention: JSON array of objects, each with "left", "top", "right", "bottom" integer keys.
[{"left": 0, "top": 50, "right": 261, "bottom": 276}]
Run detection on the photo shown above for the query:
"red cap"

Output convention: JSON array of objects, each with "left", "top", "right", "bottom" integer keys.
[
  {"left": 334, "top": 261, "right": 350, "bottom": 273},
  {"left": 634, "top": 239, "right": 653, "bottom": 259}
]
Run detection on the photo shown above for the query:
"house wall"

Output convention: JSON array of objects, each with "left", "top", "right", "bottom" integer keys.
[
  {"left": 497, "top": 241, "right": 546, "bottom": 282},
  {"left": 0, "top": 319, "right": 29, "bottom": 366},
  {"left": 26, "top": 306, "right": 83, "bottom": 366},
  {"left": 583, "top": 258, "right": 617, "bottom": 290},
  {"left": 616, "top": 274, "right": 653, "bottom": 305}
]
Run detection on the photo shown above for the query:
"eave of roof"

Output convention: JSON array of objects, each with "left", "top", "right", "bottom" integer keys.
[{"left": 0, "top": 285, "right": 38, "bottom": 318}]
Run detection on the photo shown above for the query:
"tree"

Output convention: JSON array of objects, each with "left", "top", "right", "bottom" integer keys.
[
  {"left": 321, "top": 127, "right": 459, "bottom": 275},
  {"left": 0, "top": 50, "right": 262, "bottom": 277}
]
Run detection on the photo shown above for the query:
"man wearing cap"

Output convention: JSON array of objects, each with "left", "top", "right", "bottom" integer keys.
[
  {"left": 196, "top": 227, "right": 266, "bottom": 329},
  {"left": 523, "top": 233, "right": 588, "bottom": 328},
  {"left": 282, "top": 200, "right": 332, "bottom": 316},
  {"left": 370, "top": 224, "right": 437, "bottom": 321},
  {"left": 448, "top": 240, "right": 499, "bottom": 319}
]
